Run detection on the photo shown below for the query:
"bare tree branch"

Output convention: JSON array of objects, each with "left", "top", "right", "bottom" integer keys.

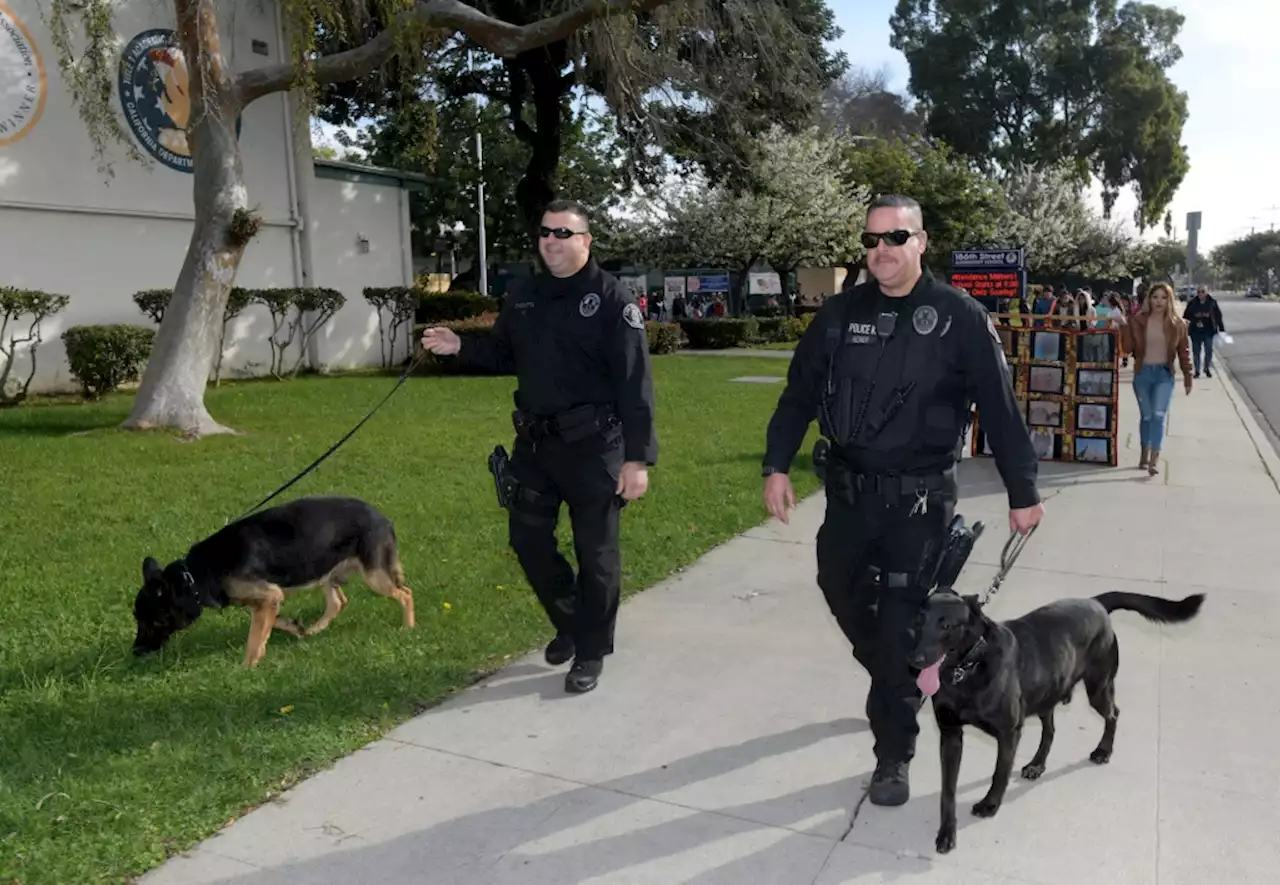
[{"left": 236, "top": 0, "right": 670, "bottom": 107}]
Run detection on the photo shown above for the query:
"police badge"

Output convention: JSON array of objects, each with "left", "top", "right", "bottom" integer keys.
[
  {"left": 579, "top": 293, "right": 600, "bottom": 317},
  {"left": 912, "top": 304, "right": 939, "bottom": 335}
]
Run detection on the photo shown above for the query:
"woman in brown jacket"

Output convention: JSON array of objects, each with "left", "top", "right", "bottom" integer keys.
[{"left": 1120, "top": 282, "right": 1194, "bottom": 475}]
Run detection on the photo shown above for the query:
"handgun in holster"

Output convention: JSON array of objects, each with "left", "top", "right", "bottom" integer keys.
[
  {"left": 487, "top": 445, "right": 517, "bottom": 510},
  {"left": 921, "top": 514, "right": 985, "bottom": 593}
]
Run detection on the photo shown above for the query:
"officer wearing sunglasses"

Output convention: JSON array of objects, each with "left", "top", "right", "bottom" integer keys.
[
  {"left": 759, "top": 194, "right": 1044, "bottom": 808},
  {"left": 421, "top": 199, "right": 657, "bottom": 695}
]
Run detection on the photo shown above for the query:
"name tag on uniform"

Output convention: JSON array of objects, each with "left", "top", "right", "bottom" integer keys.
[{"left": 847, "top": 321, "right": 876, "bottom": 345}]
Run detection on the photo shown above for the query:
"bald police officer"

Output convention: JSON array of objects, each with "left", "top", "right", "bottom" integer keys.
[
  {"left": 422, "top": 199, "right": 657, "bottom": 695},
  {"left": 761, "top": 194, "right": 1044, "bottom": 806}
]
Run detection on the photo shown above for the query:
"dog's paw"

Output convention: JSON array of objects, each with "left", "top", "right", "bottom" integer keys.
[
  {"left": 1089, "top": 748, "right": 1112, "bottom": 765},
  {"left": 971, "top": 798, "right": 1001, "bottom": 818},
  {"left": 1020, "top": 762, "right": 1045, "bottom": 780},
  {"left": 935, "top": 827, "right": 956, "bottom": 854}
]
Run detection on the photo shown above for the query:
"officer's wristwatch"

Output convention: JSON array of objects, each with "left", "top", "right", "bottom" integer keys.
[{"left": 762, "top": 465, "right": 783, "bottom": 477}]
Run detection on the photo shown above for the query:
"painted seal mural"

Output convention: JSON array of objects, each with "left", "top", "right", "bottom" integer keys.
[
  {"left": 0, "top": 0, "right": 47, "bottom": 147},
  {"left": 117, "top": 28, "right": 240, "bottom": 172}
]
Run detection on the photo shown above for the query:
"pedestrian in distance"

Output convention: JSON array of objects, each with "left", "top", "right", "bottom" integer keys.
[
  {"left": 760, "top": 194, "right": 1045, "bottom": 808},
  {"left": 420, "top": 199, "right": 658, "bottom": 695},
  {"left": 1121, "top": 282, "right": 1193, "bottom": 476},
  {"left": 1182, "top": 286, "right": 1226, "bottom": 378}
]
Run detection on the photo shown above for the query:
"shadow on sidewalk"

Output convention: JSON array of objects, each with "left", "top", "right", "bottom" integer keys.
[
  {"left": 183, "top": 718, "right": 900, "bottom": 885},
  {"left": 185, "top": 714, "right": 1104, "bottom": 885}
]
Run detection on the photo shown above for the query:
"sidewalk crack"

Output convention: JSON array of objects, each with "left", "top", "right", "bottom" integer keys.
[{"left": 838, "top": 783, "right": 871, "bottom": 842}]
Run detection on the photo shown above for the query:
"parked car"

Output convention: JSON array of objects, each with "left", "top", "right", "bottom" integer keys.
[
  {"left": 1246, "top": 285, "right": 1263, "bottom": 298},
  {"left": 1176, "top": 284, "right": 1195, "bottom": 301}
]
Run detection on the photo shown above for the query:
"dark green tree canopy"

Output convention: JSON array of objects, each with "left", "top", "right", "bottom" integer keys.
[
  {"left": 317, "top": 0, "right": 847, "bottom": 231},
  {"left": 889, "top": 0, "right": 1190, "bottom": 231}
]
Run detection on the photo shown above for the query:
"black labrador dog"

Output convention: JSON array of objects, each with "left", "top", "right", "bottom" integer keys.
[
  {"left": 910, "top": 589, "right": 1204, "bottom": 854},
  {"left": 133, "top": 496, "right": 415, "bottom": 667}
]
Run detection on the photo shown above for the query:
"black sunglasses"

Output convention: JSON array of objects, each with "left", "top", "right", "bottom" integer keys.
[
  {"left": 860, "top": 229, "right": 920, "bottom": 249},
  {"left": 539, "top": 226, "right": 588, "bottom": 240}
]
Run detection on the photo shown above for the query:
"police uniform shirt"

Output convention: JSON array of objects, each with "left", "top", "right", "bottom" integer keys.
[
  {"left": 763, "top": 272, "right": 1040, "bottom": 510},
  {"left": 454, "top": 260, "right": 659, "bottom": 466}
]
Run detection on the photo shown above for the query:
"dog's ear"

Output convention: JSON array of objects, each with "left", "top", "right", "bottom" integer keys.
[
  {"left": 142, "top": 556, "right": 163, "bottom": 584},
  {"left": 961, "top": 594, "right": 983, "bottom": 618}
]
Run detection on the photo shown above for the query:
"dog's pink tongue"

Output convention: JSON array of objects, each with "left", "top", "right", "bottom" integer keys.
[{"left": 917, "top": 658, "right": 944, "bottom": 697}]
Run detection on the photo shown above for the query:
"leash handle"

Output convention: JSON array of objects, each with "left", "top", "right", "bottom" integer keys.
[
  {"left": 979, "top": 524, "right": 1037, "bottom": 606},
  {"left": 229, "top": 351, "right": 425, "bottom": 524}
]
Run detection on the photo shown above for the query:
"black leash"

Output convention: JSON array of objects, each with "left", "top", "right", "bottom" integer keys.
[
  {"left": 978, "top": 524, "right": 1038, "bottom": 607},
  {"left": 229, "top": 351, "right": 426, "bottom": 524}
]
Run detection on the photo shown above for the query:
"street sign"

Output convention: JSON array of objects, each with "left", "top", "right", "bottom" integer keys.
[{"left": 950, "top": 249, "right": 1025, "bottom": 269}]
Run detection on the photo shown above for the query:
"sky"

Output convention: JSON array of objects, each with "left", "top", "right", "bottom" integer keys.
[{"left": 827, "top": 0, "right": 1280, "bottom": 254}]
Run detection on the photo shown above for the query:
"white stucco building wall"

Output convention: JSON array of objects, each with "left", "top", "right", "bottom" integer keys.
[{"left": 0, "top": 0, "right": 423, "bottom": 395}]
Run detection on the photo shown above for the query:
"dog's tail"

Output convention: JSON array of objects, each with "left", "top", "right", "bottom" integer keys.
[{"left": 1093, "top": 591, "right": 1204, "bottom": 624}]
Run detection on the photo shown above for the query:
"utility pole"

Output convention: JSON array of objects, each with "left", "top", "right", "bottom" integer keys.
[
  {"left": 1265, "top": 205, "right": 1280, "bottom": 232},
  {"left": 469, "top": 50, "right": 489, "bottom": 297}
]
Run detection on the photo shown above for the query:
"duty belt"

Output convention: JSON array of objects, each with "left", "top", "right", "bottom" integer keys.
[
  {"left": 513, "top": 403, "right": 616, "bottom": 444},
  {"left": 825, "top": 460, "right": 952, "bottom": 508}
]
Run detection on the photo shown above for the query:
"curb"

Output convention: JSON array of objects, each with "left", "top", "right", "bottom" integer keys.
[{"left": 1215, "top": 360, "right": 1280, "bottom": 495}]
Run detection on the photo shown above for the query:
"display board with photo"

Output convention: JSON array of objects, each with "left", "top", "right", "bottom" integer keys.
[
  {"left": 1078, "top": 332, "right": 1116, "bottom": 364},
  {"left": 1031, "top": 331, "right": 1065, "bottom": 362},
  {"left": 1076, "top": 403, "right": 1111, "bottom": 432},
  {"left": 1028, "top": 399, "right": 1063, "bottom": 428},
  {"left": 1077, "top": 368, "right": 1114, "bottom": 397},
  {"left": 1029, "top": 366, "right": 1065, "bottom": 394},
  {"left": 971, "top": 317, "right": 1120, "bottom": 467}
]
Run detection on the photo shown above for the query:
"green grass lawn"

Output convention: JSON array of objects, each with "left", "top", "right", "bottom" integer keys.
[{"left": 0, "top": 355, "right": 818, "bottom": 885}]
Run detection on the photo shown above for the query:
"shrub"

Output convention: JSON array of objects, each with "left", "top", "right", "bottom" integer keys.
[
  {"left": 61, "top": 324, "right": 155, "bottom": 399},
  {"left": 237, "top": 287, "right": 346, "bottom": 377},
  {"left": 416, "top": 291, "right": 500, "bottom": 323},
  {"left": 645, "top": 321, "right": 681, "bottom": 354},
  {"left": 678, "top": 318, "right": 755, "bottom": 349},
  {"left": 364, "top": 286, "right": 419, "bottom": 368},
  {"left": 412, "top": 312, "right": 499, "bottom": 375},
  {"left": 1, "top": 287, "right": 70, "bottom": 404},
  {"left": 132, "top": 289, "right": 171, "bottom": 324}
]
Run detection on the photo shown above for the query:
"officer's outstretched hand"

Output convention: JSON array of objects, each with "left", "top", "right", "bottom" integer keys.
[
  {"left": 421, "top": 326, "right": 461, "bottom": 355},
  {"left": 1009, "top": 503, "right": 1045, "bottom": 536},
  {"left": 617, "top": 461, "right": 649, "bottom": 501},
  {"left": 764, "top": 473, "right": 796, "bottom": 524}
]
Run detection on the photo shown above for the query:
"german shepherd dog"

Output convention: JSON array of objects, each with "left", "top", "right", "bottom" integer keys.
[
  {"left": 132, "top": 496, "right": 415, "bottom": 667},
  {"left": 909, "top": 590, "right": 1204, "bottom": 854}
]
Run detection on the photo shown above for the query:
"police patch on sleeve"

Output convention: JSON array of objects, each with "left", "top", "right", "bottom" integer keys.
[
  {"left": 912, "top": 304, "right": 939, "bottom": 335},
  {"left": 579, "top": 293, "right": 600, "bottom": 317},
  {"left": 623, "top": 302, "right": 645, "bottom": 330}
]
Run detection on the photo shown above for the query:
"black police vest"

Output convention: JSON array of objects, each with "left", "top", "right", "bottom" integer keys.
[{"left": 818, "top": 290, "right": 966, "bottom": 465}]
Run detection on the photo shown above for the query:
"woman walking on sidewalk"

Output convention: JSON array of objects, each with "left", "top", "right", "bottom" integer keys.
[{"left": 1121, "top": 283, "right": 1194, "bottom": 475}]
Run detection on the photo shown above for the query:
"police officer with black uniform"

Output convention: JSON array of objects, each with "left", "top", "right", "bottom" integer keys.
[
  {"left": 761, "top": 194, "right": 1044, "bottom": 806},
  {"left": 421, "top": 199, "right": 657, "bottom": 695}
]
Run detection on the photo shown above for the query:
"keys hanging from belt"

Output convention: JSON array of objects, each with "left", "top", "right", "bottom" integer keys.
[{"left": 909, "top": 487, "right": 930, "bottom": 516}]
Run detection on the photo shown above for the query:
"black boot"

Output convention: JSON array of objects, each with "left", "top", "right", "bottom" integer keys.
[
  {"left": 545, "top": 633, "right": 575, "bottom": 666},
  {"left": 565, "top": 658, "right": 602, "bottom": 693},
  {"left": 868, "top": 760, "right": 910, "bottom": 807}
]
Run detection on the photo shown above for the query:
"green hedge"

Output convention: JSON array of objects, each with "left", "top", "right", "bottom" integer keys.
[
  {"left": 645, "top": 322, "right": 681, "bottom": 354},
  {"left": 61, "top": 324, "right": 155, "bottom": 399},
  {"left": 415, "top": 291, "right": 500, "bottom": 323}
]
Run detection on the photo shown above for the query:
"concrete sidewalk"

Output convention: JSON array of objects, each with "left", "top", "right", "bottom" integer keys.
[{"left": 143, "top": 362, "right": 1280, "bottom": 885}]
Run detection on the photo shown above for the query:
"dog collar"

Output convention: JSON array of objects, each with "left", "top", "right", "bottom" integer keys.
[{"left": 949, "top": 636, "right": 987, "bottom": 686}]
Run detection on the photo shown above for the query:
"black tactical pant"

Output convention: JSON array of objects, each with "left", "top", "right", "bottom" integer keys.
[
  {"left": 506, "top": 424, "right": 625, "bottom": 661},
  {"left": 816, "top": 468, "right": 956, "bottom": 764}
]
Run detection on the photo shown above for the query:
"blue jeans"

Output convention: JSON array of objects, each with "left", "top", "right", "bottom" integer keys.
[
  {"left": 1190, "top": 330, "right": 1214, "bottom": 374},
  {"left": 1133, "top": 364, "right": 1175, "bottom": 450}
]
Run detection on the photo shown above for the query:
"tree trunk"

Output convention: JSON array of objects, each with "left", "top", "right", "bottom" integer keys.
[
  {"left": 771, "top": 262, "right": 797, "bottom": 316},
  {"left": 122, "top": 0, "right": 247, "bottom": 437},
  {"left": 510, "top": 45, "right": 568, "bottom": 234}
]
